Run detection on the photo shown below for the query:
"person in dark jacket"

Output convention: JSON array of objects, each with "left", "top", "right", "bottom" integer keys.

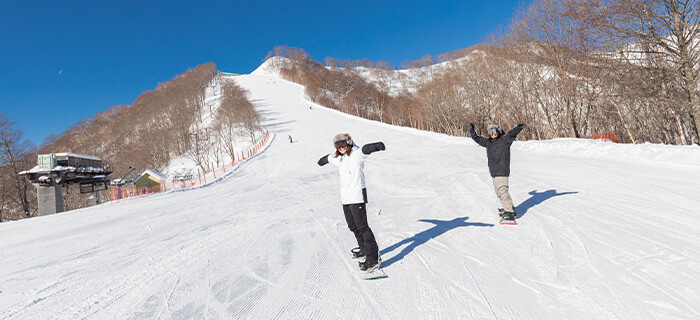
[
  {"left": 318, "top": 133, "right": 386, "bottom": 271},
  {"left": 470, "top": 122, "right": 525, "bottom": 220}
]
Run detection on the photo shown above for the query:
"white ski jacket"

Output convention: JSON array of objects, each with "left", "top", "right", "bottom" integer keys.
[{"left": 327, "top": 145, "right": 367, "bottom": 205}]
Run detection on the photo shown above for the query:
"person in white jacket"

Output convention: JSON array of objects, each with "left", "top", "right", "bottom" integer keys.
[{"left": 317, "top": 133, "right": 385, "bottom": 271}]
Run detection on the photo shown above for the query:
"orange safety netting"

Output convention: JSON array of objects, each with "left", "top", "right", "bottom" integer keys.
[
  {"left": 591, "top": 132, "right": 618, "bottom": 143},
  {"left": 109, "top": 129, "right": 271, "bottom": 201}
]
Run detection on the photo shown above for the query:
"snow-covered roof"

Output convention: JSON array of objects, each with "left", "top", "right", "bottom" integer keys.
[
  {"left": 19, "top": 165, "right": 50, "bottom": 175},
  {"left": 135, "top": 169, "right": 168, "bottom": 182},
  {"left": 53, "top": 153, "right": 102, "bottom": 161}
]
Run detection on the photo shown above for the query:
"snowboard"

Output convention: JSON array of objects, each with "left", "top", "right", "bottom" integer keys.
[
  {"left": 360, "top": 265, "right": 388, "bottom": 280},
  {"left": 499, "top": 219, "right": 517, "bottom": 225},
  {"left": 498, "top": 208, "right": 517, "bottom": 225}
]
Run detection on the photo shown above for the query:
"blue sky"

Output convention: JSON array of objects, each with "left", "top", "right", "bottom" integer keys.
[{"left": 1, "top": 0, "right": 524, "bottom": 145}]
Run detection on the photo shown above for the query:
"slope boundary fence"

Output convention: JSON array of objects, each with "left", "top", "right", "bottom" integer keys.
[{"left": 109, "top": 128, "right": 273, "bottom": 201}]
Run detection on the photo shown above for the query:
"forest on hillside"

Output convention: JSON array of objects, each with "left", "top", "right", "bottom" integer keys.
[
  {"left": 1, "top": 63, "right": 260, "bottom": 221},
  {"left": 268, "top": 0, "right": 699, "bottom": 146}
]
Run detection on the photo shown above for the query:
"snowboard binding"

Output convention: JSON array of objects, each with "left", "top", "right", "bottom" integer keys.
[
  {"left": 351, "top": 247, "right": 366, "bottom": 262},
  {"left": 498, "top": 208, "right": 517, "bottom": 225}
]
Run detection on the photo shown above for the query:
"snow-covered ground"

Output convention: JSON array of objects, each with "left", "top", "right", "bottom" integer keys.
[{"left": 1, "top": 66, "right": 700, "bottom": 319}]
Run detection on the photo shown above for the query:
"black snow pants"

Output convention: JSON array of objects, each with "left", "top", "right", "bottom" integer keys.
[{"left": 343, "top": 203, "right": 379, "bottom": 263}]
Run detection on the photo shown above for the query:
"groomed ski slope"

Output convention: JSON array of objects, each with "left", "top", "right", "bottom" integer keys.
[{"left": 1, "top": 68, "right": 700, "bottom": 320}]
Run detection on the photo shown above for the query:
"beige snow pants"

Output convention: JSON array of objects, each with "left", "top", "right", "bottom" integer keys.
[{"left": 492, "top": 176, "right": 515, "bottom": 212}]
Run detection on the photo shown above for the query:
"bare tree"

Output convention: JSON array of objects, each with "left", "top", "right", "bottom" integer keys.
[
  {"left": 215, "top": 81, "right": 258, "bottom": 160},
  {"left": 325, "top": 57, "right": 339, "bottom": 67},
  {"left": 420, "top": 54, "right": 435, "bottom": 67},
  {"left": 186, "top": 125, "right": 212, "bottom": 174},
  {"left": 595, "top": 0, "right": 700, "bottom": 144},
  {"left": 239, "top": 102, "right": 261, "bottom": 144},
  {"left": 401, "top": 59, "right": 417, "bottom": 69},
  {"left": 0, "top": 113, "right": 33, "bottom": 220}
]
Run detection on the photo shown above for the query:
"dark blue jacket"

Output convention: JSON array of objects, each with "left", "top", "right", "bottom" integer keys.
[{"left": 470, "top": 124, "right": 524, "bottom": 177}]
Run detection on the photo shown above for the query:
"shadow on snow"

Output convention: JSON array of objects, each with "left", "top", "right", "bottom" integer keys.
[
  {"left": 380, "top": 217, "right": 493, "bottom": 269},
  {"left": 515, "top": 189, "right": 578, "bottom": 218}
]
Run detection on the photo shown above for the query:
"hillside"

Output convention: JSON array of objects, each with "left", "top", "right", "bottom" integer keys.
[
  {"left": 348, "top": 56, "right": 472, "bottom": 96},
  {"left": 1, "top": 65, "right": 699, "bottom": 319},
  {"left": 16, "top": 63, "right": 263, "bottom": 214}
]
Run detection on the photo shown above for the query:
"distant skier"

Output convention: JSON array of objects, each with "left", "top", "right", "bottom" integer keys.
[
  {"left": 289, "top": 135, "right": 293, "bottom": 143},
  {"left": 470, "top": 122, "right": 525, "bottom": 221},
  {"left": 317, "top": 133, "right": 385, "bottom": 271}
]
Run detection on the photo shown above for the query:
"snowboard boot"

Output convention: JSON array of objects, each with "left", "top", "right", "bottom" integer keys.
[
  {"left": 498, "top": 208, "right": 506, "bottom": 218},
  {"left": 503, "top": 211, "right": 516, "bottom": 220},
  {"left": 359, "top": 253, "right": 381, "bottom": 271},
  {"left": 351, "top": 247, "right": 366, "bottom": 261}
]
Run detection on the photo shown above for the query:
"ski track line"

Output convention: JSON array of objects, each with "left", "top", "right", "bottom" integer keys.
[
  {"left": 0, "top": 277, "right": 67, "bottom": 320},
  {"left": 432, "top": 178, "right": 507, "bottom": 319},
  {"left": 531, "top": 203, "right": 626, "bottom": 319},
  {"left": 70, "top": 202, "right": 253, "bottom": 319},
  {"left": 159, "top": 275, "right": 179, "bottom": 319},
  {"left": 511, "top": 173, "right": 608, "bottom": 315},
  {"left": 516, "top": 168, "right": 695, "bottom": 280},
  {"left": 240, "top": 223, "right": 342, "bottom": 313},
  {"left": 438, "top": 173, "right": 502, "bottom": 319},
  {"left": 31, "top": 234, "right": 176, "bottom": 320},
  {"left": 139, "top": 232, "right": 233, "bottom": 319},
  {"left": 525, "top": 168, "right": 683, "bottom": 319},
  {"left": 584, "top": 195, "right": 698, "bottom": 260},
  {"left": 227, "top": 279, "right": 268, "bottom": 319},
  {"left": 592, "top": 172, "right": 687, "bottom": 213},
  {"left": 461, "top": 259, "right": 498, "bottom": 320},
  {"left": 603, "top": 252, "right": 699, "bottom": 316},
  {"left": 202, "top": 257, "right": 213, "bottom": 320},
  {"left": 411, "top": 249, "right": 465, "bottom": 319},
  {"left": 212, "top": 275, "right": 262, "bottom": 319},
  {"left": 211, "top": 209, "right": 282, "bottom": 318},
  {"left": 429, "top": 171, "right": 508, "bottom": 316}
]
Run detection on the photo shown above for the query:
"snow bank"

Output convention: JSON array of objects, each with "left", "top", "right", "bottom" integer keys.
[{"left": 516, "top": 138, "right": 700, "bottom": 166}]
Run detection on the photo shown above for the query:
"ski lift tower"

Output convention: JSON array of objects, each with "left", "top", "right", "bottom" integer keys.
[{"left": 19, "top": 153, "right": 112, "bottom": 216}]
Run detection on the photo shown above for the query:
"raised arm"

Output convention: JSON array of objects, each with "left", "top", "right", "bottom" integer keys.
[
  {"left": 507, "top": 123, "right": 525, "bottom": 140},
  {"left": 362, "top": 142, "right": 386, "bottom": 155},
  {"left": 469, "top": 124, "right": 488, "bottom": 147}
]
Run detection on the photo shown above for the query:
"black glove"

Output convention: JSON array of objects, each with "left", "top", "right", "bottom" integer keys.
[
  {"left": 317, "top": 155, "right": 329, "bottom": 166},
  {"left": 362, "top": 142, "right": 385, "bottom": 154},
  {"left": 469, "top": 123, "right": 475, "bottom": 130}
]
